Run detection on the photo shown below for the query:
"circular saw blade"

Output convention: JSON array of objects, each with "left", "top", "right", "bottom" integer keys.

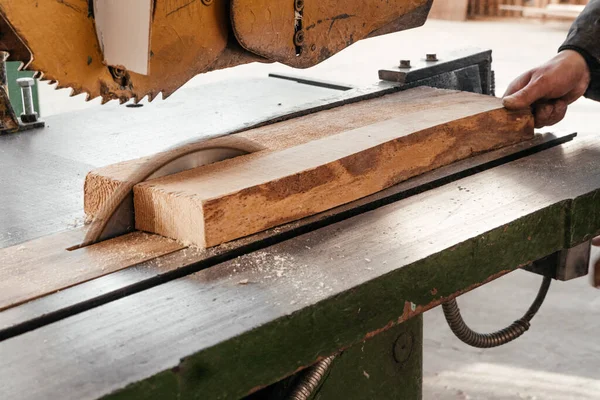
[{"left": 82, "top": 135, "right": 265, "bottom": 246}]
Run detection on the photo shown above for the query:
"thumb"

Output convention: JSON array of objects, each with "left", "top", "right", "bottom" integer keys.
[{"left": 503, "top": 77, "right": 548, "bottom": 110}]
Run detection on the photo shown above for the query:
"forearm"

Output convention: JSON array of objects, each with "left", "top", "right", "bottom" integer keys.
[{"left": 559, "top": 0, "right": 600, "bottom": 101}]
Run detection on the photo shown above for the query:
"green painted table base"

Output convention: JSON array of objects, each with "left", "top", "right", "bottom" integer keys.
[
  {"left": 247, "top": 316, "right": 423, "bottom": 400},
  {"left": 108, "top": 316, "right": 424, "bottom": 400},
  {"left": 307, "top": 316, "right": 422, "bottom": 400}
]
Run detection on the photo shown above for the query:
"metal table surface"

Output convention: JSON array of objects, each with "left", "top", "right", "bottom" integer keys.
[{"left": 2, "top": 78, "right": 600, "bottom": 400}]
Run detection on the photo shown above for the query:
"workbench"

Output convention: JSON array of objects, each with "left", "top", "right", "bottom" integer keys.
[{"left": 1, "top": 69, "right": 598, "bottom": 400}]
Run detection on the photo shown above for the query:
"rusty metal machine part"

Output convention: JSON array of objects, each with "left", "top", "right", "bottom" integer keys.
[
  {"left": 231, "top": 0, "right": 433, "bottom": 67},
  {"left": 0, "top": 0, "right": 433, "bottom": 103},
  {"left": 0, "top": 0, "right": 230, "bottom": 103},
  {"left": 0, "top": 13, "right": 30, "bottom": 65}
]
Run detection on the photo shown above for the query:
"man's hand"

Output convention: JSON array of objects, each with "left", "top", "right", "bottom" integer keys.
[{"left": 503, "top": 50, "right": 591, "bottom": 128}]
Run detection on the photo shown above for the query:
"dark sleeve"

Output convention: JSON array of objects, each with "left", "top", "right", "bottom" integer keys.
[{"left": 559, "top": 0, "right": 600, "bottom": 101}]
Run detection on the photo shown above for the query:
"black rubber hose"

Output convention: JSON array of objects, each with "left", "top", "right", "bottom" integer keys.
[{"left": 442, "top": 276, "right": 551, "bottom": 348}]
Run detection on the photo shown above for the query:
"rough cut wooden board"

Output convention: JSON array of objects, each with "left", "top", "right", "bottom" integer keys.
[
  {"left": 118, "top": 88, "right": 533, "bottom": 248},
  {"left": 0, "top": 230, "right": 182, "bottom": 312},
  {"left": 84, "top": 87, "right": 457, "bottom": 217},
  {"left": 84, "top": 88, "right": 515, "bottom": 217}
]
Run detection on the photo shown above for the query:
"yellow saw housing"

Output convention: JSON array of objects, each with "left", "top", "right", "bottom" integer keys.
[{"left": 0, "top": 0, "right": 432, "bottom": 103}]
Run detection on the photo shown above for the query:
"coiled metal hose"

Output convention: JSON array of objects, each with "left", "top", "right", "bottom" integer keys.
[
  {"left": 286, "top": 355, "right": 337, "bottom": 400},
  {"left": 285, "top": 276, "right": 551, "bottom": 398},
  {"left": 442, "top": 276, "right": 552, "bottom": 348}
]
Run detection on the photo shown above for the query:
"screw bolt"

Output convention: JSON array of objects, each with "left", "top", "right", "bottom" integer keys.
[
  {"left": 393, "top": 332, "right": 414, "bottom": 365},
  {"left": 294, "top": 30, "right": 305, "bottom": 46},
  {"left": 17, "top": 77, "right": 38, "bottom": 123},
  {"left": 399, "top": 59, "right": 411, "bottom": 69},
  {"left": 426, "top": 53, "right": 438, "bottom": 62}
]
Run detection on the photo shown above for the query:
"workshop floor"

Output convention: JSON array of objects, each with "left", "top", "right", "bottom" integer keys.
[{"left": 37, "top": 18, "right": 600, "bottom": 400}]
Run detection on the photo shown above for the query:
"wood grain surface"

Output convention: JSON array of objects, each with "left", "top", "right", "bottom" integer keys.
[
  {"left": 130, "top": 88, "right": 533, "bottom": 247},
  {"left": 84, "top": 87, "right": 529, "bottom": 219},
  {"left": 0, "top": 230, "right": 182, "bottom": 312},
  {"left": 82, "top": 83, "right": 395, "bottom": 220}
]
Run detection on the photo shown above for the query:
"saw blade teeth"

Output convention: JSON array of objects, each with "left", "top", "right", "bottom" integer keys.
[
  {"left": 14, "top": 68, "right": 168, "bottom": 106},
  {"left": 84, "top": 92, "right": 101, "bottom": 103},
  {"left": 161, "top": 90, "right": 176, "bottom": 101},
  {"left": 14, "top": 60, "right": 31, "bottom": 72},
  {"left": 135, "top": 94, "right": 150, "bottom": 104}
]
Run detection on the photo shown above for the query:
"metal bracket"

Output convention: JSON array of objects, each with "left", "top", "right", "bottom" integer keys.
[
  {"left": 0, "top": 52, "right": 44, "bottom": 134},
  {"left": 525, "top": 240, "right": 591, "bottom": 281},
  {"left": 379, "top": 48, "right": 494, "bottom": 96}
]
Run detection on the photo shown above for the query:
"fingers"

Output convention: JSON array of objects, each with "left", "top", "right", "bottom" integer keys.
[
  {"left": 533, "top": 99, "right": 568, "bottom": 128},
  {"left": 503, "top": 69, "right": 568, "bottom": 127},
  {"left": 503, "top": 70, "right": 533, "bottom": 97},
  {"left": 503, "top": 74, "right": 550, "bottom": 110},
  {"left": 561, "top": 84, "right": 588, "bottom": 105}
]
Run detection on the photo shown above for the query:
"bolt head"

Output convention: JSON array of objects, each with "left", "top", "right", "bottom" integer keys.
[
  {"left": 426, "top": 54, "right": 438, "bottom": 62},
  {"left": 17, "top": 77, "right": 35, "bottom": 88},
  {"left": 399, "top": 59, "right": 411, "bottom": 69},
  {"left": 294, "top": 30, "right": 305, "bottom": 46},
  {"left": 393, "top": 332, "right": 414, "bottom": 365},
  {"left": 20, "top": 112, "right": 38, "bottom": 123}
]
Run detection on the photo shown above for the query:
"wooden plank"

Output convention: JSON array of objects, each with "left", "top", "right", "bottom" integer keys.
[
  {"left": 429, "top": 0, "right": 470, "bottom": 21},
  {"left": 130, "top": 88, "right": 533, "bottom": 247},
  {"left": 0, "top": 230, "right": 183, "bottom": 312},
  {"left": 83, "top": 87, "right": 454, "bottom": 219}
]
